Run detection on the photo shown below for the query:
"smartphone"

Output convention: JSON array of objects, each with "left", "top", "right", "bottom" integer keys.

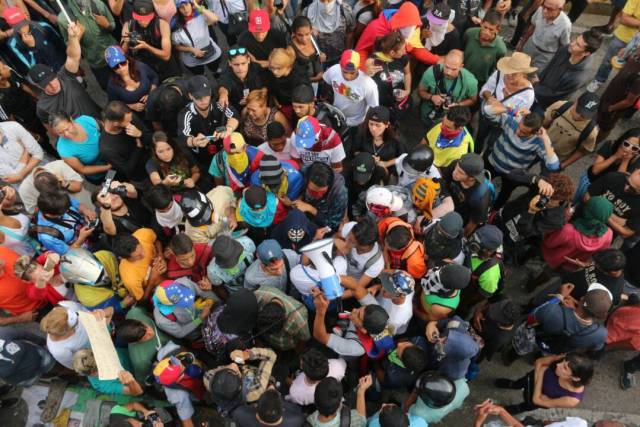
[{"left": 167, "top": 174, "right": 179, "bottom": 180}]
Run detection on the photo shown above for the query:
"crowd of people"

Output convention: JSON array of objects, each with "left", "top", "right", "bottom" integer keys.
[{"left": 0, "top": 0, "right": 640, "bottom": 425}]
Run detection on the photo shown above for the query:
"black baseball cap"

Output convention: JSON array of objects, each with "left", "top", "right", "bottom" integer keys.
[
  {"left": 218, "top": 288, "right": 258, "bottom": 335},
  {"left": 575, "top": 92, "right": 600, "bottom": 119},
  {"left": 29, "top": 64, "right": 56, "bottom": 89},
  {"left": 458, "top": 153, "right": 486, "bottom": 183},
  {"left": 352, "top": 152, "right": 376, "bottom": 185},
  {"left": 188, "top": 75, "right": 211, "bottom": 98},
  {"left": 204, "top": 367, "right": 242, "bottom": 401},
  {"left": 244, "top": 185, "right": 267, "bottom": 210},
  {"left": 368, "top": 106, "right": 390, "bottom": 123}
]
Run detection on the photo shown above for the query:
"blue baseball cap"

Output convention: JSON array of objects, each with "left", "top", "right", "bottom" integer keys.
[
  {"left": 257, "top": 239, "right": 283, "bottom": 265},
  {"left": 154, "top": 280, "right": 195, "bottom": 311},
  {"left": 380, "top": 270, "right": 415, "bottom": 296},
  {"left": 105, "top": 45, "right": 126, "bottom": 69},
  {"left": 294, "top": 116, "right": 321, "bottom": 149},
  {"left": 175, "top": 0, "right": 190, "bottom": 7}
]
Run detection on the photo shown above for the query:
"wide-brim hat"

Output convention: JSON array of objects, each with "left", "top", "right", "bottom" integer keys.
[{"left": 497, "top": 52, "right": 537, "bottom": 75}]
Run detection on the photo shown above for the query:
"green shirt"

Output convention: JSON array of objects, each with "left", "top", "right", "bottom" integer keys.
[
  {"left": 463, "top": 28, "right": 507, "bottom": 86},
  {"left": 58, "top": 0, "right": 116, "bottom": 68},
  {"left": 419, "top": 65, "right": 478, "bottom": 123},
  {"left": 470, "top": 256, "right": 502, "bottom": 295},
  {"left": 126, "top": 307, "right": 170, "bottom": 382}
]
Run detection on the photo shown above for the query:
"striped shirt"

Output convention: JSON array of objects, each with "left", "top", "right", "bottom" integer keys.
[{"left": 488, "top": 114, "right": 559, "bottom": 175}]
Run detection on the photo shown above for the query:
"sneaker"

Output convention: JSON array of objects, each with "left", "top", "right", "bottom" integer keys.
[
  {"left": 620, "top": 365, "right": 636, "bottom": 390},
  {"left": 508, "top": 11, "right": 518, "bottom": 27},
  {"left": 586, "top": 80, "right": 602, "bottom": 93},
  {"left": 593, "top": 24, "right": 613, "bottom": 34}
]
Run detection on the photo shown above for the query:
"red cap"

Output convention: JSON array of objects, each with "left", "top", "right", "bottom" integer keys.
[
  {"left": 3, "top": 7, "right": 27, "bottom": 28},
  {"left": 248, "top": 9, "right": 270, "bottom": 33},
  {"left": 340, "top": 50, "right": 360, "bottom": 71}
]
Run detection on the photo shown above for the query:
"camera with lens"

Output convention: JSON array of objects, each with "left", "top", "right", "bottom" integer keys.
[
  {"left": 128, "top": 31, "right": 141, "bottom": 47},
  {"left": 535, "top": 194, "right": 550, "bottom": 210},
  {"left": 109, "top": 185, "right": 128, "bottom": 198}
]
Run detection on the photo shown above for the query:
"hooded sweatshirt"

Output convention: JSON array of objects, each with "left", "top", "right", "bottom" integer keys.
[
  {"left": 542, "top": 223, "right": 613, "bottom": 270},
  {"left": 355, "top": 2, "right": 439, "bottom": 66},
  {"left": 270, "top": 208, "right": 319, "bottom": 251},
  {"left": 302, "top": 163, "right": 348, "bottom": 232}
]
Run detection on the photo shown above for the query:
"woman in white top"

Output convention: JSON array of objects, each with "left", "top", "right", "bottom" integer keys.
[
  {"left": 41, "top": 306, "right": 113, "bottom": 370},
  {"left": 477, "top": 52, "right": 537, "bottom": 153},
  {"left": 0, "top": 207, "right": 34, "bottom": 256},
  {"left": 172, "top": 0, "right": 222, "bottom": 75}
]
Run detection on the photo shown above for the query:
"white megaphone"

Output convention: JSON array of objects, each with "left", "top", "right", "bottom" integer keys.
[{"left": 300, "top": 238, "right": 343, "bottom": 300}]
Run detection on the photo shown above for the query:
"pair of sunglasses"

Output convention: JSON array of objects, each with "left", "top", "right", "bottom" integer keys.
[{"left": 229, "top": 47, "right": 247, "bottom": 57}]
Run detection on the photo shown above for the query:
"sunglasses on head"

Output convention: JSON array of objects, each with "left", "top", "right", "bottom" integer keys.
[
  {"left": 113, "top": 60, "right": 128, "bottom": 70},
  {"left": 229, "top": 47, "right": 247, "bottom": 57},
  {"left": 622, "top": 140, "right": 640, "bottom": 152}
]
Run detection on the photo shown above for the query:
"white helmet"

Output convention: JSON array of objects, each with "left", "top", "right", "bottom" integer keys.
[
  {"left": 60, "top": 248, "right": 107, "bottom": 286},
  {"left": 366, "top": 186, "right": 403, "bottom": 212}
]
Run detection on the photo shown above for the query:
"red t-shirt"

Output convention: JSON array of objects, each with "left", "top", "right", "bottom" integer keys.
[
  {"left": 0, "top": 247, "right": 47, "bottom": 314},
  {"left": 166, "top": 243, "right": 214, "bottom": 283}
]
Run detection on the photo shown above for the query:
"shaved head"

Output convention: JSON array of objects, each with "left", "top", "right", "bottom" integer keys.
[{"left": 443, "top": 50, "right": 464, "bottom": 79}]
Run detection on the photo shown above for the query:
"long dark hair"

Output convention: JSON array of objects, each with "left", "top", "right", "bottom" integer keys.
[
  {"left": 610, "top": 127, "right": 640, "bottom": 152},
  {"left": 174, "top": 0, "right": 195, "bottom": 29},
  {"left": 150, "top": 131, "right": 191, "bottom": 177},
  {"left": 111, "top": 57, "right": 141, "bottom": 88},
  {"left": 555, "top": 352, "right": 594, "bottom": 388},
  {"left": 358, "top": 107, "right": 398, "bottom": 143}
]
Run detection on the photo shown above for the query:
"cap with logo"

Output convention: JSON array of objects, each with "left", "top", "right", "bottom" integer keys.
[
  {"left": 153, "top": 357, "right": 185, "bottom": 385},
  {"left": 380, "top": 270, "right": 415, "bottom": 297},
  {"left": 2, "top": 7, "right": 28, "bottom": 30},
  {"left": 257, "top": 239, "right": 284, "bottom": 264},
  {"left": 340, "top": 50, "right": 360, "bottom": 72},
  {"left": 187, "top": 74, "right": 211, "bottom": 98},
  {"left": 223, "top": 132, "right": 246, "bottom": 153},
  {"left": 29, "top": 64, "right": 56, "bottom": 89},
  {"left": 154, "top": 280, "right": 196, "bottom": 311},
  {"left": 249, "top": 9, "right": 270, "bottom": 33},
  {"left": 105, "top": 45, "right": 127, "bottom": 69},
  {"left": 427, "top": 2, "right": 451, "bottom": 25},
  {"left": 368, "top": 106, "right": 391, "bottom": 123},
  {"left": 295, "top": 116, "right": 321, "bottom": 149},
  {"left": 352, "top": 152, "right": 376, "bottom": 185},
  {"left": 178, "top": 190, "right": 213, "bottom": 227},
  {"left": 133, "top": 0, "right": 155, "bottom": 22},
  {"left": 575, "top": 92, "right": 600, "bottom": 119}
]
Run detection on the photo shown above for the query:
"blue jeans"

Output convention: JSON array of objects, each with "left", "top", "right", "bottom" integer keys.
[{"left": 594, "top": 36, "right": 627, "bottom": 84}]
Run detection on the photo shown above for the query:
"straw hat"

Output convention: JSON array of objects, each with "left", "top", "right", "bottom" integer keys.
[{"left": 496, "top": 52, "right": 538, "bottom": 74}]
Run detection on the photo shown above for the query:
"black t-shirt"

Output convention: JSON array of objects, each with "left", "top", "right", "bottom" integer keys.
[
  {"left": 353, "top": 132, "right": 404, "bottom": 162},
  {"left": 145, "top": 78, "right": 191, "bottom": 135},
  {"left": 36, "top": 67, "right": 101, "bottom": 123},
  {"left": 588, "top": 140, "right": 640, "bottom": 181},
  {"left": 0, "top": 73, "right": 37, "bottom": 123},
  {"left": 477, "top": 317, "right": 514, "bottom": 362},
  {"left": 99, "top": 119, "right": 151, "bottom": 185},
  {"left": 625, "top": 243, "right": 640, "bottom": 288},
  {"left": 588, "top": 172, "right": 640, "bottom": 233},
  {"left": 263, "top": 65, "right": 310, "bottom": 106},
  {"left": 442, "top": 160, "right": 491, "bottom": 225},
  {"left": 176, "top": 102, "right": 239, "bottom": 170},
  {"left": 111, "top": 198, "right": 154, "bottom": 234},
  {"left": 218, "top": 62, "right": 265, "bottom": 113},
  {"left": 372, "top": 56, "right": 409, "bottom": 107},
  {"left": 498, "top": 193, "right": 567, "bottom": 243},
  {"left": 238, "top": 29, "right": 288, "bottom": 62},
  {"left": 0, "top": 340, "right": 44, "bottom": 385},
  {"left": 430, "top": 29, "right": 463, "bottom": 57},
  {"left": 231, "top": 402, "right": 305, "bottom": 427},
  {"left": 563, "top": 265, "right": 625, "bottom": 306}
]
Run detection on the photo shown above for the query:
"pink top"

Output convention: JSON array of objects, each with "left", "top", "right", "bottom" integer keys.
[
  {"left": 606, "top": 306, "right": 640, "bottom": 350},
  {"left": 542, "top": 223, "right": 613, "bottom": 270},
  {"left": 153, "top": 0, "right": 176, "bottom": 23}
]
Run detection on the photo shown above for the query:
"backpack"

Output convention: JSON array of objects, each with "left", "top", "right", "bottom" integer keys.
[
  {"left": 551, "top": 101, "right": 597, "bottom": 147},
  {"left": 469, "top": 170, "right": 497, "bottom": 207},
  {"left": 536, "top": 308, "right": 601, "bottom": 354}
]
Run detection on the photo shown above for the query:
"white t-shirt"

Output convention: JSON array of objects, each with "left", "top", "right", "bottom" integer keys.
[
  {"left": 18, "top": 160, "right": 91, "bottom": 214},
  {"left": 322, "top": 65, "right": 379, "bottom": 127},
  {"left": 290, "top": 256, "right": 348, "bottom": 296},
  {"left": 377, "top": 292, "right": 414, "bottom": 335},
  {"left": 46, "top": 322, "right": 90, "bottom": 369},
  {"left": 205, "top": 0, "right": 245, "bottom": 25},
  {"left": 0, "top": 213, "right": 33, "bottom": 256},
  {"left": 290, "top": 139, "right": 346, "bottom": 167},
  {"left": 345, "top": 243, "right": 384, "bottom": 280},
  {"left": 395, "top": 154, "right": 441, "bottom": 188},
  {"left": 171, "top": 14, "right": 221, "bottom": 67},
  {"left": 480, "top": 71, "right": 535, "bottom": 120},
  {"left": 258, "top": 138, "right": 295, "bottom": 161},
  {"left": 286, "top": 358, "right": 347, "bottom": 406}
]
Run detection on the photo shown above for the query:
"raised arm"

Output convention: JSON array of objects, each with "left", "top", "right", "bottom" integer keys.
[{"left": 65, "top": 22, "right": 82, "bottom": 74}]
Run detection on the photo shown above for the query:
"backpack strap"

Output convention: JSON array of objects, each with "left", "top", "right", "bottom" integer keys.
[
  {"left": 551, "top": 101, "right": 573, "bottom": 120},
  {"left": 354, "top": 3, "right": 374, "bottom": 23},
  {"left": 471, "top": 257, "right": 499, "bottom": 281},
  {"left": 283, "top": 254, "right": 291, "bottom": 295},
  {"left": 551, "top": 100, "right": 597, "bottom": 146},
  {"left": 363, "top": 248, "right": 383, "bottom": 272},
  {"left": 339, "top": 405, "right": 351, "bottom": 427}
]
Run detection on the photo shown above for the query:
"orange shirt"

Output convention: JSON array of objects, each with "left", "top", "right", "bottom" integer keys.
[
  {"left": 119, "top": 228, "right": 158, "bottom": 301},
  {"left": 378, "top": 217, "right": 426, "bottom": 279},
  {"left": 0, "top": 247, "right": 47, "bottom": 314}
]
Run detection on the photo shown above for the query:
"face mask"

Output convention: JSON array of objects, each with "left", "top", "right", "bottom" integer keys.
[
  {"left": 227, "top": 152, "right": 249, "bottom": 173},
  {"left": 440, "top": 124, "right": 462, "bottom": 140},
  {"left": 306, "top": 187, "right": 328, "bottom": 200},
  {"left": 399, "top": 26, "right": 416, "bottom": 40},
  {"left": 323, "top": 0, "right": 336, "bottom": 13},
  {"left": 156, "top": 201, "right": 184, "bottom": 228},
  {"left": 288, "top": 228, "right": 305, "bottom": 243}
]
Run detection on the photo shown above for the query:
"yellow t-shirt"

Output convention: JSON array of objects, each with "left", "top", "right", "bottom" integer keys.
[
  {"left": 119, "top": 228, "right": 157, "bottom": 301},
  {"left": 614, "top": 0, "right": 640, "bottom": 43},
  {"left": 426, "top": 124, "right": 474, "bottom": 168},
  {"left": 74, "top": 250, "right": 122, "bottom": 308}
]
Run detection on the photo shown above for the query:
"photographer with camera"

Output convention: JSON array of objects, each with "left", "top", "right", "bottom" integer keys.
[
  {"left": 121, "top": 0, "right": 181, "bottom": 81},
  {"left": 93, "top": 177, "right": 157, "bottom": 239},
  {"left": 177, "top": 75, "right": 239, "bottom": 175},
  {"left": 493, "top": 171, "right": 574, "bottom": 265},
  {"left": 417, "top": 50, "right": 479, "bottom": 130}
]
